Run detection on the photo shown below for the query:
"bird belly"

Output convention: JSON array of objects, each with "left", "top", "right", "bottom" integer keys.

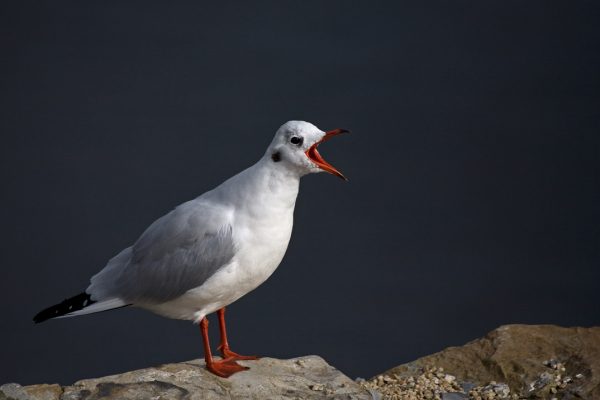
[
  {"left": 140, "top": 232, "right": 291, "bottom": 323},
  {"left": 139, "top": 260, "right": 244, "bottom": 322},
  {"left": 141, "top": 208, "right": 294, "bottom": 322}
]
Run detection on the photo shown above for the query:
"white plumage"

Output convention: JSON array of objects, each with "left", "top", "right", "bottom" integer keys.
[{"left": 38, "top": 120, "right": 347, "bottom": 325}]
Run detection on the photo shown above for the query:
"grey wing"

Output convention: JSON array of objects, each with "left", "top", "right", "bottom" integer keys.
[{"left": 88, "top": 199, "right": 236, "bottom": 304}]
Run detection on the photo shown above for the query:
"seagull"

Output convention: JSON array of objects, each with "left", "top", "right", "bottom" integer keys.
[{"left": 33, "top": 121, "right": 348, "bottom": 378}]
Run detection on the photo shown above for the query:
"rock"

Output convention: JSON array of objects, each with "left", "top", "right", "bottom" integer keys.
[
  {"left": 0, "top": 384, "right": 62, "bottom": 400},
  {"left": 384, "top": 324, "right": 600, "bottom": 399},
  {"left": 1, "top": 356, "right": 372, "bottom": 400}
]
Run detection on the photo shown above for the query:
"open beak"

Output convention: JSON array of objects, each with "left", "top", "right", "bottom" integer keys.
[{"left": 305, "top": 128, "right": 349, "bottom": 181}]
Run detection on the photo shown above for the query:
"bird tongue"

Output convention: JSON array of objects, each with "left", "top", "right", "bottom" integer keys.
[{"left": 305, "top": 129, "right": 348, "bottom": 181}]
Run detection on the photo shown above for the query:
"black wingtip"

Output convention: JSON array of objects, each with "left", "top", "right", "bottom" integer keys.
[
  {"left": 33, "top": 308, "right": 55, "bottom": 324},
  {"left": 33, "top": 292, "right": 96, "bottom": 324}
]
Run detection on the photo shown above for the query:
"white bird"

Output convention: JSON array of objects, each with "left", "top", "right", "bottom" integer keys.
[{"left": 34, "top": 121, "right": 348, "bottom": 377}]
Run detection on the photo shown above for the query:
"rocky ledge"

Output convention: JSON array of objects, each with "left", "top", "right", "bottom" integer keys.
[
  {"left": 0, "top": 356, "right": 372, "bottom": 400},
  {"left": 3, "top": 325, "right": 599, "bottom": 400}
]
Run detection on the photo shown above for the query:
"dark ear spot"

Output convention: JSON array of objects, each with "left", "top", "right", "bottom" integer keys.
[{"left": 271, "top": 151, "right": 281, "bottom": 162}]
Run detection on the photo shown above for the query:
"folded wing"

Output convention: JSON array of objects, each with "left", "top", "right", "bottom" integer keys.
[{"left": 87, "top": 199, "right": 236, "bottom": 304}]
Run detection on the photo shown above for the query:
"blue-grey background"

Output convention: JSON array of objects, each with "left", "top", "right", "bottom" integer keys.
[{"left": 1, "top": 1, "right": 599, "bottom": 385}]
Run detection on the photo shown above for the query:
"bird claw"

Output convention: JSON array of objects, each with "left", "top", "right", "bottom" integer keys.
[
  {"left": 224, "top": 352, "right": 260, "bottom": 361},
  {"left": 206, "top": 358, "right": 249, "bottom": 378},
  {"left": 219, "top": 345, "right": 260, "bottom": 361}
]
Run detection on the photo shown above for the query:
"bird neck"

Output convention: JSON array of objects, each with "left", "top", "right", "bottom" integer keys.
[
  {"left": 217, "top": 156, "right": 301, "bottom": 213},
  {"left": 252, "top": 156, "right": 301, "bottom": 209}
]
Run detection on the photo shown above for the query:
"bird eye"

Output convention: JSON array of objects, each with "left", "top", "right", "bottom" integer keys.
[{"left": 290, "top": 136, "right": 303, "bottom": 145}]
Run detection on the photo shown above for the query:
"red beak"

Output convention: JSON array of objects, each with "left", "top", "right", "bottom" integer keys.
[{"left": 305, "top": 128, "right": 349, "bottom": 181}]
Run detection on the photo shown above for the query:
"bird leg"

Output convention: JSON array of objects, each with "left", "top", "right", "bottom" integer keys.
[
  {"left": 199, "top": 317, "right": 248, "bottom": 378},
  {"left": 216, "top": 307, "right": 260, "bottom": 361}
]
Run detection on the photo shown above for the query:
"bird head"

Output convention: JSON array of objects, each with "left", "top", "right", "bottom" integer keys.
[{"left": 267, "top": 121, "right": 348, "bottom": 180}]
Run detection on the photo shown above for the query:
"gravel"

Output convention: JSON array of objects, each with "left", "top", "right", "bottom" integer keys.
[{"left": 358, "top": 359, "right": 583, "bottom": 400}]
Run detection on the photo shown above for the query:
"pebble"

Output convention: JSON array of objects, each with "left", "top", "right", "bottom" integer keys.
[{"left": 444, "top": 375, "right": 456, "bottom": 383}]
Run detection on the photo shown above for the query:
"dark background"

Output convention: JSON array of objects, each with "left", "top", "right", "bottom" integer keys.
[{"left": 1, "top": 1, "right": 599, "bottom": 386}]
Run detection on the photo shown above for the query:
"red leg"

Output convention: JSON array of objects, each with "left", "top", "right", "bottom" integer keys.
[
  {"left": 199, "top": 317, "right": 248, "bottom": 378},
  {"left": 216, "top": 307, "right": 259, "bottom": 361}
]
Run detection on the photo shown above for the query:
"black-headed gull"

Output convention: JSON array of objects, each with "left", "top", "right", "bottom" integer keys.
[{"left": 34, "top": 121, "right": 348, "bottom": 378}]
